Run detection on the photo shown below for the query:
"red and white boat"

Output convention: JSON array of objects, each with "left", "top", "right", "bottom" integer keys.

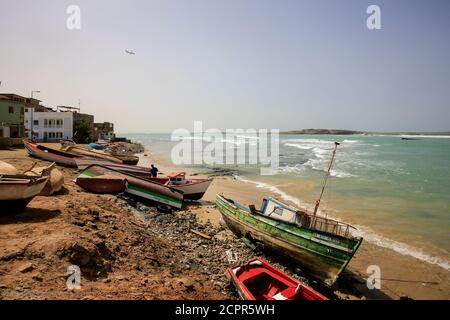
[
  {"left": 228, "top": 258, "right": 328, "bottom": 300},
  {"left": 147, "top": 172, "right": 212, "bottom": 200}
]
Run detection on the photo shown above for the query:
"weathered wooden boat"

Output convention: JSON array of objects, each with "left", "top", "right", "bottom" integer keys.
[
  {"left": 217, "top": 195, "right": 362, "bottom": 286},
  {"left": 0, "top": 175, "right": 49, "bottom": 212},
  {"left": 76, "top": 174, "right": 126, "bottom": 194},
  {"left": 142, "top": 172, "right": 212, "bottom": 200},
  {"left": 62, "top": 145, "right": 139, "bottom": 165},
  {"left": 24, "top": 139, "right": 83, "bottom": 167},
  {"left": 216, "top": 142, "right": 363, "bottom": 286},
  {"left": 77, "top": 165, "right": 184, "bottom": 208},
  {"left": 75, "top": 158, "right": 150, "bottom": 174},
  {"left": 228, "top": 258, "right": 328, "bottom": 300}
]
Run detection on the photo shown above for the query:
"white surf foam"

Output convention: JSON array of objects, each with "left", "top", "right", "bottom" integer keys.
[
  {"left": 233, "top": 175, "right": 450, "bottom": 271},
  {"left": 284, "top": 143, "right": 312, "bottom": 150}
]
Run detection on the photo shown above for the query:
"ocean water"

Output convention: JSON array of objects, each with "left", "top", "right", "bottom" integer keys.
[{"left": 122, "top": 133, "right": 450, "bottom": 270}]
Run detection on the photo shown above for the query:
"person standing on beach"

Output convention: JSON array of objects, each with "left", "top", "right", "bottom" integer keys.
[{"left": 150, "top": 164, "right": 159, "bottom": 177}]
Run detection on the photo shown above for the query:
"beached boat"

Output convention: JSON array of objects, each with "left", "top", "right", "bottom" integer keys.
[
  {"left": 62, "top": 145, "right": 139, "bottom": 165},
  {"left": 76, "top": 174, "right": 126, "bottom": 194},
  {"left": 228, "top": 258, "right": 328, "bottom": 300},
  {"left": 216, "top": 142, "right": 362, "bottom": 286},
  {"left": 75, "top": 161, "right": 212, "bottom": 200},
  {"left": 24, "top": 139, "right": 84, "bottom": 167},
  {"left": 77, "top": 164, "right": 184, "bottom": 208},
  {"left": 142, "top": 172, "right": 212, "bottom": 200},
  {"left": 0, "top": 175, "right": 49, "bottom": 212},
  {"left": 75, "top": 158, "right": 150, "bottom": 174},
  {"left": 88, "top": 142, "right": 107, "bottom": 150},
  {"left": 216, "top": 195, "right": 362, "bottom": 286}
]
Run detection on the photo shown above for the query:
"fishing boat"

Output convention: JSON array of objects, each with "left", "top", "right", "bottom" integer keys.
[
  {"left": 77, "top": 164, "right": 184, "bottom": 208},
  {"left": 76, "top": 174, "right": 126, "bottom": 194},
  {"left": 88, "top": 142, "right": 107, "bottom": 150},
  {"left": 228, "top": 258, "right": 327, "bottom": 300},
  {"left": 215, "top": 142, "right": 363, "bottom": 286},
  {"left": 75, "top": 158, "right": 150, "bottom": 174},
  {"left": 75, "top": 161, "right": 212, "bottom": 200},
  {"left": 62, "top": 145, "right": 139, "bottom": 165},
  {"left": 24, "top": 139, "right": 84, "bottom": 167},
  {"left": 142, "top": 172, "right": 212, "bottom": 200},
  {"left": 0, "top": 175, "right": 49, "bottom": 212}
]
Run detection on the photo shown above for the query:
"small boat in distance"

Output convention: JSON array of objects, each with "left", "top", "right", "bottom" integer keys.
[
  {"left": 0, "top": 175, "right": 49, "bottom": 212},
  {"left": 88, "top": 142, "right": 107, "bottom": 150},
  {"left": 24, "top": 139, "right": 83, "bottom": 167},
  {"left": 228, "top": 258, "right": 328, "bottom": 300},
  {"left": 401, "top": 137, "right": 420, "bottom": 141}
]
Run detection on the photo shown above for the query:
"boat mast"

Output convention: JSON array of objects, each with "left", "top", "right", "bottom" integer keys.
[{"left": 313, "top": 141, "right": 340, "bottom": 217}]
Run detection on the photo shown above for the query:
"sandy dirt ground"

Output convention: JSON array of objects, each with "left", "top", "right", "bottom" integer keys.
[{"left": 0, "top": 145, "right": 449, "bottom": 300}]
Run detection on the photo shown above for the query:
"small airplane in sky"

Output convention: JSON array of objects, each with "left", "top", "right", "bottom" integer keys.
[{"left": 125, "top": 50, "right": 135, "bottom": 55}]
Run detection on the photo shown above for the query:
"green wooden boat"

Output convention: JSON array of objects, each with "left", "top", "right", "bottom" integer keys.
[
  {"left": 216, "top": 194, "right": 362, "bottom": 286},
  {"left": 77, "top": 164, "right": 184, "bottom": 208}
]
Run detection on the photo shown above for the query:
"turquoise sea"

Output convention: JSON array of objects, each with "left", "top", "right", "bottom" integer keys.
[{"left": 122, "top": 133, "right": 450, "bottom": 270}]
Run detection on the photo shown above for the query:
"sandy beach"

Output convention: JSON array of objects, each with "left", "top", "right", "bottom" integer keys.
[{"left": 0, "top": 145, "right": 449, "bottom": 300}]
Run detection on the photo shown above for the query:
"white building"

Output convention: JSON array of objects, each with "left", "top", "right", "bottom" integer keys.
[{"left": 25, "top": 108, "right": 73, "bottom": 141}]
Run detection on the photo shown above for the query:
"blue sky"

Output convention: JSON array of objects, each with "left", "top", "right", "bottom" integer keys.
[{"left": 0, "top": 0, "right": 449, "bottom": 132}]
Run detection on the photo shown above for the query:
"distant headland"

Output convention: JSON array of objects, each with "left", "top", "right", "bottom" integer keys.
[
  {"left": 280, "top": 129, "right": 362, "bottom": 135},
  {"left": 280, "top": 129, "right": 450, "bottom": 136}
]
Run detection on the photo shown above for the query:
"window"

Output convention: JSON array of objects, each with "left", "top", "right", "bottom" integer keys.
[
  {"left": 25, "top": 108, "right": 28, "bottom": 112},
  {"left": 33, "top": 120, "right": 39, "bottom": 126},
  {"left": 8, "top": 106, "right": 14, "bottom": 114},
  {"left": 273, "top": 207, "right": 284, "bottom": 216},
  {"left": 56, "top": 132, "right": 63, "bottom": 139}
]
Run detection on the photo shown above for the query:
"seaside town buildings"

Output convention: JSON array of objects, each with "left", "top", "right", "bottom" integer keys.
[{"left": 0, "top": 93, "right": 114, "bottom": 144}]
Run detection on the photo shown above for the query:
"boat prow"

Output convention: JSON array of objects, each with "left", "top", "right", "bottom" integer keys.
[
  {"left": 0, "top": 175, "right": 49, "bottom": 213},
  {"left": 228, "top": 257, "right": 328, "bottom": 300}
]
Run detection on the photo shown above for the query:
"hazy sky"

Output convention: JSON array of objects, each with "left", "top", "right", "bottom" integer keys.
[{"left": 1, "top": 0, "right": 449, "bottom": 133}]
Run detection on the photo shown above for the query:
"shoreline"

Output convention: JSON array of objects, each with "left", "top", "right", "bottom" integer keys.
[
  {"left": 0, "top": 145, "right": 448, "bottom": 300},
  {"left": 140, "top": 145, "right": 450, "bottom": 300}
]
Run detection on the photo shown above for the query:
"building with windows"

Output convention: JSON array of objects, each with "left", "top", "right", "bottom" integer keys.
[
  {"left": 0, "top": 94, "right": 27, "bottom": 137},
  {"left": 25, "top": 108, "right": 73, "bottom": 142},
  {"left": 93, "top": 122, "right": 115, "bottom": 141}
]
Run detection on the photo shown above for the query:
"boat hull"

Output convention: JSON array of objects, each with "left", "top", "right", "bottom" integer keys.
[
  {"left": 148, "top": 177, "right": 212, "bottom": 200},
  {"left": 24, "top": 140, "right": 80, "bottom": 167},
  {"left": 75, "top": 158, "right": 149, "bottom": 174},
  {"left": 76, "top": 176, "right": 126, "bottom": 194},
  {"left": 0, "top": 176, "right": 49, "bottom": 213},
  {"left": 216, "top": 195, "right": 362, "bottom": 286},
  {"left": 78, "top": 165, "right": 184, "bottom": 208}
]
